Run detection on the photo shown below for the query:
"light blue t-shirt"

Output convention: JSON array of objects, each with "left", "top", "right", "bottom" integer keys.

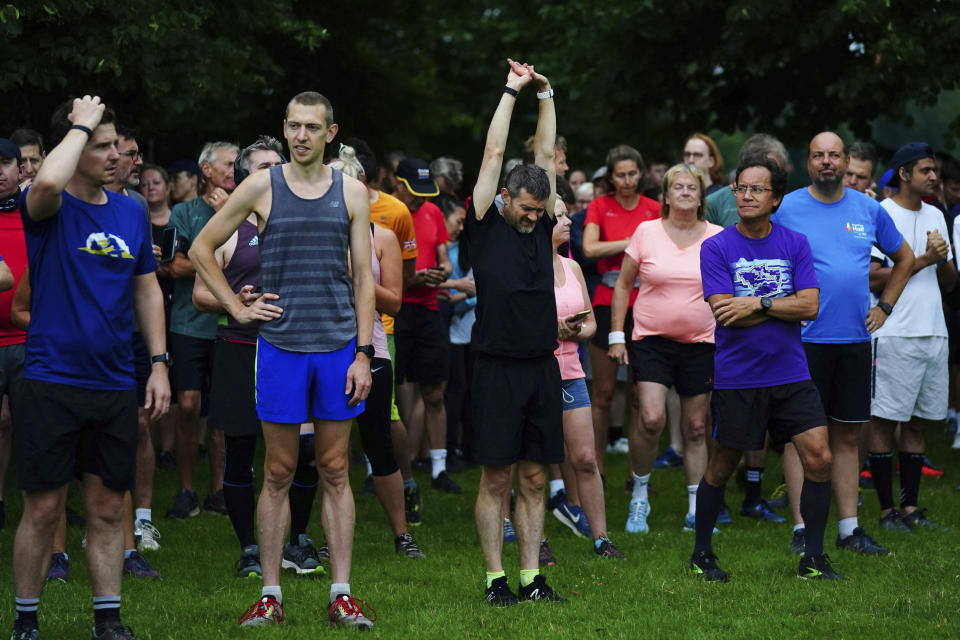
[{"left": 772, "top": 188, "right": 903, "bottom": 343}]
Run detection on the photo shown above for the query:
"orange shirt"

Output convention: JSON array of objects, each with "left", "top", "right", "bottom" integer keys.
[{"left": 370, "top": 190, "right": 417, "bottom": 334}]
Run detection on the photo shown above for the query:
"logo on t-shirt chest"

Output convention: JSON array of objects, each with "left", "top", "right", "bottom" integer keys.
[
  {"left": 843, "top": 221, "right": 869, "bottom": 240},
  {"left": 78, "top": 232, "right": 134, "bottom": 260}
]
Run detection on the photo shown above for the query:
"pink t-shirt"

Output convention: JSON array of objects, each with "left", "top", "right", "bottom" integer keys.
[
  {"left": 624, "top": 218, "right": 722, "bottom": 344},
  {"left": 553, "top": 256, "right": 587, "bottom": 380}
]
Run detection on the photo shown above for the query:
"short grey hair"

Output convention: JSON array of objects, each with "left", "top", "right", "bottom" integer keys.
[
  {"left": 739, "top": 134, "right": 788, "bottom": 167},
  {"left": 198, "top": 141, "right": 240, "bottom": 170},
  {"left": 430, "top": 156, "right": 463, "bottom": 192},
  {"left": 238, "top": 135, "right": 283, "bottom": 173}
]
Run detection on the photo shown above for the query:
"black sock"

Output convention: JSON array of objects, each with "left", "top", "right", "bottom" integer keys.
[
  {"left": 223, "top": 435, "right": 258, "bottom": 548},
  {"left": 608, "top": 426, "right": 623, "bottom": 444},
  {"left": 14, "top": 597, "right": 39, "bottom": 629},
  {"left": 899, "top": 452, "right": 923, "bottom": 510},
  {"left": 867, "top": 452, "right": 894, "bottom": 510},
  {"left": 290, "top": 434, "right": 318, "bottom": 544},
  {"left": 693, "top": 478, "right": 724, "bottom": 555},
  {"left": 92, "top": 596, "right": 121, "bottom": 627},
  {"left": 800, "top": 478, "right": 831, "bottom": 557},
  {"left": 744, "top": 467, "right": 764, "bottom": 505}
]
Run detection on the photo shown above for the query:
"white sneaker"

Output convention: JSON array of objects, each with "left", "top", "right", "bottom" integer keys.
[
  {"left": 136, "top": 519, "right": 162, "bottom": 552},
  {"left": 952, "top": 432, "right": 960, "bottom": 450},
  {"left": 606, "top": 437, "right": 629, "bottom": 455},
  {"left": 625, "top": 498, "right": 650, "bottom": 533}
]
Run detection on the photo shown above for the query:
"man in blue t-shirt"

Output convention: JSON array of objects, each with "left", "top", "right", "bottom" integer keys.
[
  {"left": 691, "top": 157, "right": 837, "bottom": 582},
  {"left": 773, "top": 132, "right": 914, "bottom": 557},
  {"left": 10, "top": 96, "right": 170, "bottom": 640}
]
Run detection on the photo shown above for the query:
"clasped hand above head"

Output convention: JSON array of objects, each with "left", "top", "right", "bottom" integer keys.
[{"left": 505, "top": 58, "right": 551, "bottom": 93}]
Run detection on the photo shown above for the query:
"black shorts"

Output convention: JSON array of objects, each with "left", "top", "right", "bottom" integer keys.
[
  {"left": 395, "top": 304, "right": 450, "bottom": 385},
  {"left": 629, "top": 336, "right": 715, "bottom": 396},
  {"left": 472, "top": 353, "right": 564, "bottom": 466},
  {"left": 170, "top": 332, "right": 214, "bottom": 393},
  {"left": 208, "top": 339, "right": 260, "bottom": 436},
  {"left": 711, "top": 380, "right": 826, "bottom": 451},
  {"left": 356, "top": 357, "right": 399, "bottom": 477},
  {"left": 590, "top": 305, "right": 634, "bottom": 350},
  {"left": 15, "top": 379, "right": 138, "bottom": 492},
  {"left": 803, "top": 342, "right": 871, "bottom": 423}
]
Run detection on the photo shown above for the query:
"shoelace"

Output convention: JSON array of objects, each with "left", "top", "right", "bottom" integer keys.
[
  {"left": 328, "top": 596, "right": 378, "bottom": 626},
  {"left": 239, "top": 597, "right": 284, "bottom": 624},
  {"left": 140, "top": 521, "right": 161, "bottom": 540}
]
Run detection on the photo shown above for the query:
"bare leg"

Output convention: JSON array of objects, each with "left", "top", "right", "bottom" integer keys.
[
  {"left": 175, "top": 389, "right": 202, "bottom": 491},
  {"left": 421, "top": 382, "right": 448, "bottom": 453},
  {"left": 257, "top": 422, "right": 300, "bottom": 588},
  {"left": 390, "top": 419, "right": 414, "bottom": 481},
  {"left": 134, "top": 408, "right": 154, "bottom": 510},
  {"left": 589, "top": 343, "right": 617, "bottom": 475},
  {"left": 122, "top": 492, "right": 135, "bottom": 551},
  {"left": 14, "top": 487, "right": 67, "bottom": 598},
  {"left": 556, "top": 460, "right": 579, "bottom": 505},
  {"left": 372, "top": 471, "right": 407, "bottom": 536},
  {"left": 680, "top": 393, "right": 709, "bottom": 486},
  {"left": 157, "top": 405, "right": 177, "bottom": 456},
  {"left": 396, "top": 382, "right": 420, "bottom": 462},
  {"left": 51, "top": 510, "right": 67, "bottom": 554},
  {"left": 828, "top": 420, "right": 862, "bottom": 521},
  {"left": 632, "top": 382, "right": 668, "bottom": 477},
  {"left": 784, "top": 442, "right": 804, "bottom": 525},
  {"left": 514, "top": 461, "right": 546, "bottom": 571},
  {"left": 476, "top": 465, "right": 511, "bottom": 572},
  {"left": 207, "top": 424, "right": 225, "bottom": 494},
  {"left": 314, "top": 419, "right": 354, "bottom": 585},
  {"left": 82, "top": 474, "right": 125, "bottom": 597},
  {"left": 666, "top": 387, "right": 683, "bottom": 454},
  {"left": 563, "top": 406, "right": 607, "bottom": 538}
]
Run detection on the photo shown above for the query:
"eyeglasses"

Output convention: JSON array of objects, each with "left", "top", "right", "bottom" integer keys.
[
  {"left": 119, "top": 150, "right": 142, "bottom": 160},
  {"left": 733, "top": 185, "right": 773, "bottom": 196}
]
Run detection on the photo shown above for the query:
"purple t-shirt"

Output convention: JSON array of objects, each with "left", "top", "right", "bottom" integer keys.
[{"left": 700, "top": 224, "right": 819, "bottom": 389}]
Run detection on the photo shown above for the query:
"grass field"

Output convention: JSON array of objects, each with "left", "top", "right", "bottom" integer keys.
[{"left": 1, "top": 427, "right": 958, "bottom": 639}]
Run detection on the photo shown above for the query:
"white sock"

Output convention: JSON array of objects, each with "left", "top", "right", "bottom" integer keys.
[
  {"left": 686, "top": 484, "right": 698, "bottom": 516},
  {"left": 794, "top": 523, "right": 805, "bottom": 533},
  {"left": 838, "top": 517, "right": 858, "bottom": 539},
  {"left": 632, "top": 473, "right": 650, "bottom": 502},
  {"left": 365, "top": 456, "right": 373, "bottom": 477},
  {"left": 430, "top": 449, "right": 446, "bottom": 479},
  {"left": 135, "top": 508, "right": 151, "bottom": 523},
  {"left": 549, "top": 479, "right": 565, "bottom": 498},
  {"left": 262, "top": 585, "right": 282, "bottom": 604},
  {"left": 330, "top": 583, "right": 350, "bottom": 603}
]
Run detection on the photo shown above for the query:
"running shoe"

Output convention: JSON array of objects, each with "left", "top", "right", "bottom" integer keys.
[
  {"left": 789, "top": 529, "right": 806, "bottom": 555},
  {"left": 798, "top": 554, "right": 843, "bottom": 580},
  {"left": 683, "top": 513, "right": 719, "bottom": 534},
  {"left": 431, "top": 470, "right": 463, "bottom": 494},
  {"left": 238, "top": 596, "right": 284, "bottom": 627},
  {"left": 46, "top": 552, "right": 70, "bottom": 583},
  {"left": 404, "top": 485, "right": 422, "bottom": 526},
  {"left": 836, "top": 527, "right": 890, "bottom": 555},
  {"left": 653, "top": 446, "right": 683, "bottom": 469},
  {"left": 740, "top": 500, "right": 786, "bottom": 523},
  {"left": 317, "top": 541, "right": 330, "bottom": 561},
  {"left": 717, "top": 503, "right": 733, "bottom": 525},
  {"left": 539, "top": 539, "right": 556, "bottom": 567},
  {"left": 485, "top": 576, "right": 518, "bottom": 607},
  {"left": 503, "top": 518, "right": 517, "bottom": 543},
  {"left": 328, "top": 595, "right": 376, "bottom": 629},
  {"left": 394, "top": 533, "right": 425, "bottom": 558},
  {"left": 518, "top": 575, "right": 567, "bottom": 602},
  {"left": 135, "top": 519, "right": 161, "bottom": 552},
  {"left": 156, "top": 451, "right": 177, "bottom": 471},
  {"left": 689, "top": 550, "right": 729, "bottom": 582},
  {"left": 123, "top": 551, "right": 160, "bottom": 579},
  {"left": 606, "top": 437, "right": 629, "bottom": 455},
  {"left": 236, "top": 546, "right": 262, "bottom": 578},
  {"left": 10, "top": 625, "right": 38, "bottom": 640},
  {"left": 546, "top": 489, "right": 568, "bottom": 513},
  {"left": 553, "top": 502, "right": 592, "bottom": 538},
  {"left": 878, "top": 510, "right": 911, "bottom": 532},
  {"left": 859, "top": 471, "right": 875, "bottom": 490},
  {"left": 282, "top": 534, "right": 325, "bottom": 575},
  {"left": 594, "top": 537, "right": 625, "bottom": 559},
  {"left": 902, "top": 508, "right": 937, "bottom": 530},
  {"left": 91, "top": 620, "right": 139, "bottom": 639},
  {"left": 203, "top": 490, "right": 228, "bottom": 515},
  {"left": 767, "top": 484, "right": 789, "bottom": 510},
  {"left": 625, "top": 498, "right": 650, "bottom": 533},
  {"left": 165, "top": 489, "right": 199, "bottom": 519}
]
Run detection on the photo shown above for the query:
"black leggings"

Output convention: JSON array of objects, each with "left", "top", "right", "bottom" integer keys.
[{"left": 357, "top": 357, "right": 399, "bottom": 477}]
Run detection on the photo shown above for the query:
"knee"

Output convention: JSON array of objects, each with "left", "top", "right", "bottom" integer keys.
[
  {"left": 683, "top": 417, "right": 706, "bottom": 445},
  {"left": 87, "top": 492, "right": 124, "bottom": 527},
  {"left": 178, "top": 392, "right": 201, "bottom": 418},
  {"left": 834, "top": 426, "right": 860, "bottom": 449},
  {"left": 804, "top": 447, "right": 833, "bottom": 480},
  {"left": 518, "top": 467, "right": 546, "bottom": 496},
  {"left": 263, "top": 458, "right": 296, "bottom": 489},
  {"left": 421, "top": 385, "right": 445, "bottom": 408},
  {"left": 704, "top": 461, "right": 734, "bottom": 487},
  {"left": 569, "top": 447, "right": 599, "bottom": 476},
  {"left": 317, "top": 454, "right": 349, "bottom": 490},
  {"left": 23, "top": 494, "right": 64, "bottom": 529},
  {"left": 639, "top": 409, "right": 666, "bottom": 437},
  {"left": 481, "top": 468, "right": 511, "bottom": 498}
]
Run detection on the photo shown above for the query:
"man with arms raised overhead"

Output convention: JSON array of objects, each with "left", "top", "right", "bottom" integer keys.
[
  {"left": 469, "top": 59, "right": 565, "bottom": 606},
  {"left": 190, "top": 91, "right": 376, "bottom": 630}
]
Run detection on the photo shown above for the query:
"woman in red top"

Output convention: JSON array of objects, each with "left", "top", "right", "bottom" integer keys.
[{"left": 582, "top": 145, "right": 660, "bottom": 476}]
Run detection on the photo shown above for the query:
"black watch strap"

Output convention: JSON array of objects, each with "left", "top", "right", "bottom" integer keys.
[
  {"left": 356, "top": 344, "right": 374, "bottom": 358},
  {"left": 759, "top": 297, "right": 772, "bottom": 313},
  {"left": 151, "top": 352, "right": 172, "bottom": 366},
  {"left": 877, "top": 301, "right": 893, "bottom": 316}
]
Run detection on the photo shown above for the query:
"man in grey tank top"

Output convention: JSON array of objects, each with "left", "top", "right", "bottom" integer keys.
[{"left": 190, "top": 91, "right": 377, "bottom": 630}]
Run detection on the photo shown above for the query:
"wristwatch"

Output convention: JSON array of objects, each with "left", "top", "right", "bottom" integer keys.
[
  {"left": 759, "top": 297, "right": 773, "bottom": 313},
  {"left": 151, "top": 352, "right": 172, "bottom": 367},
  {"left": 877, "top": 301, "right": 894, "bottom": 316},
  {"left": 356, "top": 344, "right": 375, "bottom": 358}
]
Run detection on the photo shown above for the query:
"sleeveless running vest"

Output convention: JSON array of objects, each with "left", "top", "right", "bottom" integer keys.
[
  {"left": 218, "top": 220, "right": 262, "bottom": 343},
  {"left": 258, "top": 165, "right": 356, "bottom": 352}
]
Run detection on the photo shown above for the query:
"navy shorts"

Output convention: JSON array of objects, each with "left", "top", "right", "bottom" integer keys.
[
  {"left": 255, "top": 336, "right": 365, "bottom": 424},
  {"left": 561, "top": 377, "right": 591, "bottom": 411}
]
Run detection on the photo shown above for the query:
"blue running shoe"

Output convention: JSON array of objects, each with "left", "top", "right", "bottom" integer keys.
[
  {"left": 653, "top": 446, "right": 683, "bottom": 469},
  {"left": 123, "top": 550, "right": 160, "bottom": 579},
  {"left": 683, "top": 513, "right": 719, "bottom": 533},
  {"left": 503, "top": 518, "right": 517, "bottom": 543},
  {"left": 717, "top": 503, "right": 733, "bottom": 525},
  {"left": 553, "top": 502, "right": 591, "bottom": 538},
  {"left": 546, "top": 489, "right": 568, "bottom": 513},
  {"left": 625, "top": 498, "right": 650, "bottom": 533},
  {"left": 740, "top": 500, "right": 786, "bottom": 523},
  {"left": 47, "top": 552, "right": 70, "bottom": 583}
]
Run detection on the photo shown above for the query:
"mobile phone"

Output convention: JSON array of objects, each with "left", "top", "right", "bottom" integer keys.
[
  {"left": 570, "top": 309, "right": 592, "bottom": 321},
  {"left": 160, "top": 227, "right": 179, "bottom": 263}
]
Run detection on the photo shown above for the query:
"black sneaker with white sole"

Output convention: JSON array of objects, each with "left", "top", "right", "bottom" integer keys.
[
  {"left": 485, "top": 576, "right": 518, "bottom": 607},
  {"left": 394, "top": 533, "right": 425, "bottom": 558},
  {"left": 518, "top": 575, "right": 567, "bottom": 602}
]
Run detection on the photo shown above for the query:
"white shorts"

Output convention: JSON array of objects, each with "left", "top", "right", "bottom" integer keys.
[{"left": 871, "top": 336, "right": 948, "bottom": 422}]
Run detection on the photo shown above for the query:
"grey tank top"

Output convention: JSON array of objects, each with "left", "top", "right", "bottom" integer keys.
[{"left": 258, "top": 165, "right": 356, "bottom": 352}]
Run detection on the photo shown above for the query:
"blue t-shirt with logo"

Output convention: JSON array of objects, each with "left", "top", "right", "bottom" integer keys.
[
  {"left": 20, "top": 188, "right": 157, "bottom": 390},
  {"left": 700, "top": 224, "right": 819, "bottom": 389},
  {"left": 772, "top": 188, "right": 902, "bottom": 343}
]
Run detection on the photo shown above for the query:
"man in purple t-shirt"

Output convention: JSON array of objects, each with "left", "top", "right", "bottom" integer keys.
[{"left": 691, "top": 157, "right": 838, "bottom": 582}]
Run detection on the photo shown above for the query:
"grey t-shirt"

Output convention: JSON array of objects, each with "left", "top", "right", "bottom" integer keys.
[{"left": 168, "top": 196, "right": 219, "bottom": 340}]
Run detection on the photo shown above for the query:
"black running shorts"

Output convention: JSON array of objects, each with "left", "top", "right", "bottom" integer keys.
[
  {"left": 711, "top": 380, "right": 826, "bottom": 451},
  {"left": 802, "top": 342, "right": 871, "bottom": 423}
]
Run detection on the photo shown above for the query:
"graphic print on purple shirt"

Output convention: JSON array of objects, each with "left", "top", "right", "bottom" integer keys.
[{"left": 700, "top": 224, "right": 819, "bottom": 389}]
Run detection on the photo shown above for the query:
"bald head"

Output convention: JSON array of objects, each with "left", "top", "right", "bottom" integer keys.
[
  {"left": 809, "top": 132, "right": 845, "bottom": 157},
  {"left": 807, "top": 131, "right": 847, "bottom": 197}
]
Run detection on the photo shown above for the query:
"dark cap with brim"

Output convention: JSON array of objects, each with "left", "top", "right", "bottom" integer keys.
[
  {"left": 0, "top": 139, "right": 21, "bottom": 165},
  {"left": 396, "top": 158, "right": 439, "bottom": 197},
  {"left": 166, "top": 158, "right": 201, "bottom": 177},
  {"left": 887, "top": 142, "right": 935, "bottom": 187}
]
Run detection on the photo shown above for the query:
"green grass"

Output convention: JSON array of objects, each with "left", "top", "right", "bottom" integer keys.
[{"left": 1, "top": 429, "right": 959, "bottom": 639}]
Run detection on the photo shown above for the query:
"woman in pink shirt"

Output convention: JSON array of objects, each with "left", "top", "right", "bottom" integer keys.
[
  {"left": 552, "top": 201, "right": 624, "bottom": 559},
  {"left": 608, "top": 164, "right": 722, "bottom": 535}
]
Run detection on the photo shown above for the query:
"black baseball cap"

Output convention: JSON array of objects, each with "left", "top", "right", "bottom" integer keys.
[
  {"left": 0, "top": 139, "right": 21, "bottom": 165},
  {"left": 396, "top": 158, "right": 439, "bottom": 197},
  {"left": 887, "top": 142, "right": 935, "bottom": 187}
]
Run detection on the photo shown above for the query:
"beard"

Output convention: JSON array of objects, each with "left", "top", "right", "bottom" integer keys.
[{"left": 812, "top": 171, "right": 842, "bottom": 195}]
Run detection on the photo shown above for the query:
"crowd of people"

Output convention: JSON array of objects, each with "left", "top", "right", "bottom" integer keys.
[{"left": 1, "top": 58, "right": 959, "bottom": 638}]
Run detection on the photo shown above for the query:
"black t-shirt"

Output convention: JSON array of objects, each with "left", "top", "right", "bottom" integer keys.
[{"left": 465, "top": 200, "right": 558, "bottom": 358}]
